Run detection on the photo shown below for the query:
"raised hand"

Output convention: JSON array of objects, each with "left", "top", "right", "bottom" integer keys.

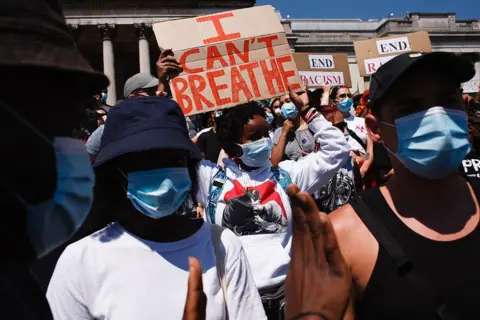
[
  {"left": 289, "top": 87, "right": 310, "bottom": 113},
  {"left": 183, "top": 258, "right": 207, "bottom": 320},
  {"left": 156, "top": 49, "right": 183, "bottom": 81},
  {"left": 285, "top": 185, "right": 352, "bottom": 320}
]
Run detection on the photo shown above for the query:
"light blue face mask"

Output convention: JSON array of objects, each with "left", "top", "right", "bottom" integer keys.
[
  {"left": 237, "top": 137, "right": 273, "bottom": 168},
  {"left": 27, "top": 137, "right": 95, "bottom": 258},
  {"left": 1, "top": 102, "right": 95, "bottom": 259},
  {"left": 101, "top": 92, "right": 108, "bottom": 102},
  {"left": 338, "top": 98, "right": 353, "bottom": 113},
  {"left": 281, "top": 102, "right": 297, "bottom": 120},
  {"left": 126, "top": 167, "right": 192, "bottom": 219},
  {"left": 266, "top": 112, "right": 274, "bottom": 124},
  {"left": 382, "top": 106, "right": 471, "bottom": 179}
]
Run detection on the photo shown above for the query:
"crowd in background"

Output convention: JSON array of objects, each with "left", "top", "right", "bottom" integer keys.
[{"left": 3, "top": 1, "right": 480, "bottom": 320}]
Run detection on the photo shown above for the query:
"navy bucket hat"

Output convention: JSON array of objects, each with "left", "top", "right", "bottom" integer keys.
[{"left": 94, "top": 97, "right": 202, "bottom": 167}]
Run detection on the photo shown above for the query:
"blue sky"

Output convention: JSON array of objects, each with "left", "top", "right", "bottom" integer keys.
[{"left": 256, "top": 0, "right": 479, "bottom": 20}]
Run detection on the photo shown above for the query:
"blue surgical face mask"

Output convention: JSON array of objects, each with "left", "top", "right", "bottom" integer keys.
[
  {"left": 237, "top": 137, "right": 273, "bottom": 168},
  {"left": 126, "top": 167, "right": 192, "bottom": 219},
  {"left": 27, "top": 137, "right": 95, "bottom": 258},
  {"left": 0, "top": 102, "right": 95, "bottom": 259},
  {"left": 266, "top": 112, "right": 274, "bottom": 124},
  {"left": 101, "top": 92, "right": 108, "bottom": 102},
  {"left": 281, "top": 102, "right": 297, "bottom": 120},
  {"left": 382, "top": 106, "right": 471, "bottom": 179},
  {"left": 338, "top": 98, "right": 353, "bottom": 113}
]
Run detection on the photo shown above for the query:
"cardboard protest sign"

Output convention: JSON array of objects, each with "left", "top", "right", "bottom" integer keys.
[
  {"left": 153, "top": 6, "right": 302, "bottom": 116},
  {"left": 462, "top": 62, "right": 480, "bottom": 93},
  {"left": 354, "top": 31, "right": 432, "bottom": 76},
  {"left": 293, "top": 53, "right": 351, "bottom": 88}
]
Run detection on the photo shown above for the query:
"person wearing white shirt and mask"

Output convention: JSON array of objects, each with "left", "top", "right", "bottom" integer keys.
[{"left": 47, "top": 97, "right": 265, "bottom": 320}]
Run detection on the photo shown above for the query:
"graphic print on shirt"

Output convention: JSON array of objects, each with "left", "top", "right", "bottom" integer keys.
[
  {"left": 317, "top": 167, "right": 356, "bottom": 213},
  {"left": 222, "top": 180, "right": 288, "bottom": 236},
  {"left": 355, "top": 124, "right": 366, "bottom": 133},
  {"left": 462, "top": 157, "right": 480, "bottom": 179}
]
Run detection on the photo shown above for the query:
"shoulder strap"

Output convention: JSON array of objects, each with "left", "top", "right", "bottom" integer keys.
[
  {"left": 271, "top": 168, "right": 292, "bottom": 193},
  {"left": 207, "top": 168, "right": 227, "bottom": 224},
  {"left": 210, "top": 225, "right": 229, "bottom": 319},
  {"left": 350, "top": 194, "right": 449, "bottom": 319},
  {"left": 347, "top": 128, "right": 366, "bottom": 150},
  {"left": 349, "top": 196, "right": 411, "bottom": 273}
]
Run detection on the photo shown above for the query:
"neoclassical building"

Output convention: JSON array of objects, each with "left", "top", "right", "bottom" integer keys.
[{"left": 61, "top": 0, "right": 480, "bottom": 105}]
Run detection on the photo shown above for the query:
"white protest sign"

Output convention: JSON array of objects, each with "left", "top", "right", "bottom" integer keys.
[
  {"left": 293, "top": 53, "right": 351, "bottom": 87},
  {"left": 308, "top": 55, "right": 335, "bottom": 69},
  {"left": 376, "top": 36, "right": 411, "bottom": 55},
  {"left": 153, "top": 6, "right": 302, "bottom": 116},
  {"left": 363, "top": 55, "right": 397, "bottom": 75},
  {"left": 299, "top": 71, "right": 345, "bottom": 86},
  {"left": 354, "top": 31, "right": 432, "bottom": 76}
]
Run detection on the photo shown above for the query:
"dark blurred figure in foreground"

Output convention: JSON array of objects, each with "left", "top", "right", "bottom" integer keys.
[{"left": 0, "top": 0, "right": 108, "bottom": 318}]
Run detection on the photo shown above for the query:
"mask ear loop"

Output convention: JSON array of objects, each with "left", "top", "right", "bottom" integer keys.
[{"left": 116, "top": 168, "right": 129, "bottom": 194}]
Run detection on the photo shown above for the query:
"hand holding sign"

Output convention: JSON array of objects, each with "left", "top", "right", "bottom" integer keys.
[
  {"left": 157, "top": 50, "right": 183, "bottom": 81},
  {"left": 153, "top": 6, "right": 302, "bottom": 116}
]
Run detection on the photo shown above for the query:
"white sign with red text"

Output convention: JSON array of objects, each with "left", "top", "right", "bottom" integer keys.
[{"left": 299, "top": 71, "right": 345, "bottom": 86}]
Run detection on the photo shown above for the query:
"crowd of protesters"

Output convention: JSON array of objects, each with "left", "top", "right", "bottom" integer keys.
[{"left": 2, "top": 0, "right": 480, "bottom": 320}]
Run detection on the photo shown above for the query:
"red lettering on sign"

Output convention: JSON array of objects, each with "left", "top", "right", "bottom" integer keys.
[
  {"left": 197, "top": 13, "right": 241, "bottom": 45},
  {"left": 300, "top": 75, "right": 308, "bottom": 85},
  {"left": 188, "top": 74, "right": 214, "bottom": 111},
  {"left": 257, "top": 35, "right": 278, "bottom": 57},
  {"left": 226, "top": 40, "right": 250, "bottom": 66},
  {"left": 207, "top": 70, "right": 231, "bottom": 106},
  {"left": 171, "top": 78, "right": 193, "bottom": 114},
  {"left": 260, "top": 59, "right": 285, "bottom": 95},
  {"left": 239, "top": 62, "right": 261, "bottom": 97},
  {"left": 231, "top": 66, "right": 253, "bottom": 103},
  {"left": 276, "top": 56, "right": 301, "bottom": 90},
  {"left": 206, "top": 46, "right": 229, "bottom": 70},
  {"left": 366, "top": 63, "right": 377, "bottom": 74},
  {"left": 180, "top": 48, "right": 203, "bottom": 74}
]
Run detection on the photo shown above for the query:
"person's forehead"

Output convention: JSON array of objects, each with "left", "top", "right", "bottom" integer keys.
[
  {"left": 337, "top": 88, "right": 350, "bottom": 96},
  {"left": 280, "top": 95, "right": 290, "bottom": 102},
  {"left": 245, "top": 115, "right": 266, "bottom": 130},
  {"left": 387, "top": 70, "right": 457, "bottom": 99}
]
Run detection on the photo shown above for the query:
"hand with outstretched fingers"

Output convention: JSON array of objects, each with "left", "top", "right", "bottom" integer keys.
[
  {"left": 285, "top": 185, "right": 352, "bottom": 320},
  {"left": 183, "top": 258, "right": 207, "bottom": 320}
]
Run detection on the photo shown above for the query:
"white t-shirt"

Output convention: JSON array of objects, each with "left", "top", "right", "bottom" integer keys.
[
  {"left": 344, "top": 115, "right": 368, "bottom": 145},
  {"left": 47, "top": 222, "right": 265, "bottom": 320},
  {"left": 196, "top": 115, "right": 350, "bottom": 289}
]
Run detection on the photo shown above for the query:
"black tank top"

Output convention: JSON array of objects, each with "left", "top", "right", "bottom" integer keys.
[{"left": 351, "top": 186, "right": 480, "bottom": 320}]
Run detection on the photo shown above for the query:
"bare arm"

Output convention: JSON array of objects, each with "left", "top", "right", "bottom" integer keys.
[
  {"left": 271, "top": 121, "right": 293, "bottom": 168},
  {"left": 360, "top": 134, "right": 374, "bottom": 177},
  {"left": 320, "top": 85, "right": 331, "bottom": 106}
]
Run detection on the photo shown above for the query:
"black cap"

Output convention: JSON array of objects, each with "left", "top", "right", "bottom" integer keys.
[{"left": 369, "top": 52, "right": 475, "bottom": 112}]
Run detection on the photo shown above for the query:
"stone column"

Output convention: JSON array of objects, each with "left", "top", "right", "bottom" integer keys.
[
  {"left": 135, "top": 23, "right": 152, "bottom": 74},
  {"left": 99, "top": 24, "right": 117, "bottom": 105}
]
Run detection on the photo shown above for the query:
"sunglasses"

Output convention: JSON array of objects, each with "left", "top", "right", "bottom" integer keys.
[{"left": 337, "top": 93, "right": 353, "bottom": 99}]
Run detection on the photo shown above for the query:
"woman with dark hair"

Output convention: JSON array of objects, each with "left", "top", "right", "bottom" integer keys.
[
  {"left": 323, "top": 85, "right": 375, "bottom": 178},
  {"left": 197, "top": 90, "right": 349, "bottom": 317},
  {"left": 47, "top": 97, "right": 266, "bottom": 320}
]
